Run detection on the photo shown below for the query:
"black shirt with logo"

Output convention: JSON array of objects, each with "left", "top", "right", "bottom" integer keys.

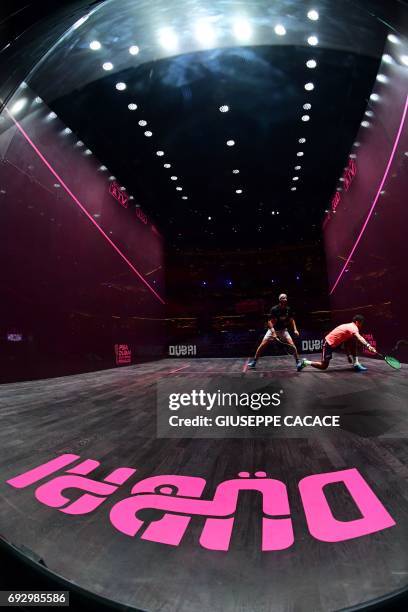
[{"left": 269, "top": 305, "right": 294, "bottom": 330}]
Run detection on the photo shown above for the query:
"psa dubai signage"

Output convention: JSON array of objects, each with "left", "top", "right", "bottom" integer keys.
[
  {"left": 114, "top": 344, "right": 131, "bottom": 365},
  {"left": 331, "top": 158, "right": 357, "bottom": 213},
  {"left": 109, "top": 181, "right": 129, "bottom": 208},
  {"left": 6, "top": 454, "right": 395, "bottom": 551}
]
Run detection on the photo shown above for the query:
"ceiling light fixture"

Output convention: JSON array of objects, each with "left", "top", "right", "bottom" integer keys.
[
  {"left": 195, "top": 20, "right": 216, "bottom": 46},
  {"left": 306, "top": 59, "right": 317, "bottom": 68},
  {"left": 226, "top": 139, "right": 235, "bottom": 146},
  {"left": 274, "top": 24, "right": 286, "bottom": 36},
  {"left": 128, "top": 103, "right": 137, "bottom": 110},
  {"left": 115, "top": 82, "right": 127, "bottom": 91},
  {"left": 90, "top": 40, "right": 101, "bottom": 50},
  {"left": 144, "top": 130, "right": 153, "bottom": 137},
  {"left": 307, "top": 9, "right": 319, "bottom": 21},
  {"left": 219, "top": 105, "right": 229, "bottom": 112},
  {"left": 307, "top": 35, "right": 318, "bottom": 46},
  {"left": 233, "top": 18, "right": 252, "bottom": 42},
  {"left": 102, "top": 62, "right": 113, "bottom": 71},
  {"left": 304, "top": 82, "right": 314, "bottom": 91},
  {"left": 158, "top": 27, "right": 178, "bottom": 51},
  {"left": 382, "top": 54, "right": 393, "bottom": 64},
  {"left": 301, "top": 114, "right": 310, "bottom": 121},
  {"left": 129, "top": 45, "right": 139, "bottom": 55},
  {"left": 156, "top": 150, "right": 164, "bottom": 156},
  {"left": 10, "top": 99, "right": 27, "bottom": 114}
]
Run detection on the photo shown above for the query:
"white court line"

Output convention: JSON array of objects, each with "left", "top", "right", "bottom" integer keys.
[{"left": 167, "top": 364, "right": 191, "bottom": 374}]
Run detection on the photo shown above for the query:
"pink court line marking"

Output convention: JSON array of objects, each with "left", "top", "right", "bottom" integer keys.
[
  {"left": 167, "top": 364, "right": 191, "bottom": 374},
  {"left": 330, "top": 94, "right": 408, "bottom": 295},
  {"left": 242, "top": 358, "right": 249, "bottom": 373},
  {"left": 4, "top": 108, "right": 165, "bottom": 305}
]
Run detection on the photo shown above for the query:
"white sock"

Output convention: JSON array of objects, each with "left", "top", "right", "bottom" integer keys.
[
  {"left": 353, "top": 356, "right": 360, "bottom": 365},
  {"left": 304, "top": 359, "right": 312, "bottom": 365}
]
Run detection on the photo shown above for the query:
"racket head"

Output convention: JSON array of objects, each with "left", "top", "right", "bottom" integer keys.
[
  {"left": 384, "top": 355, "right": 401, "bottom": 370},
  {"left": 275, "top": 337, "right": 296, "bottom": 354}
]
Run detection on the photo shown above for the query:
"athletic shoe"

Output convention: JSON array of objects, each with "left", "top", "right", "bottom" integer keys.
[
  {"left": 247, "top": 359, "right": 257, "bottom": 369},
  {"left": 353, "top": 363, "right": 367, "bottom": 372},
  {"left": 296, "top": 359, "right": 307, "bottom": 372}
]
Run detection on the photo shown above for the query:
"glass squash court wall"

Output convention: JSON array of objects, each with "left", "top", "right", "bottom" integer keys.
[
  {"left": 323, "top": 36, "right": 408, "bottom": 359},
  {"left": 0, "top": 85, "right": 165, "bottom": 382}
]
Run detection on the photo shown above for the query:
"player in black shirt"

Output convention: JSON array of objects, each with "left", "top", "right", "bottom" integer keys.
[{"left": 248, "top": 293, "right": 302, "bottom": 370}]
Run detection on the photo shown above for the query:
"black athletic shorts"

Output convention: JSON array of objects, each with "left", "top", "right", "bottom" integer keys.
[{"left": 321, "top": 340, "right": 334, "bottom": 362}]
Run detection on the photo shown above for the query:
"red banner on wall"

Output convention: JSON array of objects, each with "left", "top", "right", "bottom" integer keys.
[{"left": 114, "top": 344, "right": 132, "bottom": 365}]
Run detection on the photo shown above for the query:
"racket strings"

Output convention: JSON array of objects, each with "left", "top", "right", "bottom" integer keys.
[{"left": 384, "top": 355, "right": 401, "bottom": 370}]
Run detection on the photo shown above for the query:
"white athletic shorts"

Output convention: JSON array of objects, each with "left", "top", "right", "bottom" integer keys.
[{"left": 263, "top": 328, "right": 292, "bottom": 343}]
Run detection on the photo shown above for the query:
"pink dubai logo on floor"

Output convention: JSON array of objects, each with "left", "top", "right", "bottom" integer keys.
[
  {"left": 109, "top": 181, "right": 129, "bottom": 208},
  {"left": 6, "top": 454, "right": 395, "bottom": 550},
  {"left": 331, "top": 158, "right": 357, "bottom": 213}
]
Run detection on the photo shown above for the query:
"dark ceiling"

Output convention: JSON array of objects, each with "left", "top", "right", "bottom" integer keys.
[
  {"left": 47, "top": 43, "right": 379, "bottom": 248},
  {"left": 5, "top": 0, "right": 395, "bottom": 252}
]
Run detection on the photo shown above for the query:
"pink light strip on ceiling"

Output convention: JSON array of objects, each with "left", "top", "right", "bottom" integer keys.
[
  {"left": 329, "top": 94, "right": 408, "bottom": 295},
  {"left": 5, "top": 107, "right": 165, "bottom": 305}
]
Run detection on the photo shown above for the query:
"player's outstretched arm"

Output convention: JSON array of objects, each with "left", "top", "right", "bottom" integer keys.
[
  {"left": 355, "top": 331, "right": 376, "bottom": 352},
  {"left": 290, "top": 317, "right": 300, "bottom": 337}
]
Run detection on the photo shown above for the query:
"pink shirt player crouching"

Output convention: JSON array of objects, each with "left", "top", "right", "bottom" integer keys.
[{"left": 325, "top": 323, "right": 367, "bottom": 348}]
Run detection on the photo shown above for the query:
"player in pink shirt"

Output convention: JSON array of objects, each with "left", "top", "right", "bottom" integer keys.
[{"left": 298, "top": 315, "right": 376, "bottom": 372}]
